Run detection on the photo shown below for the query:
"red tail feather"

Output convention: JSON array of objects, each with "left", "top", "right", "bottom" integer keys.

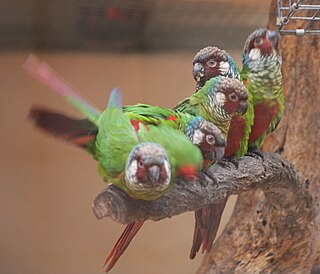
[
  {"left": 29, "top": 108, "right": 97, "bottom": 147},
  {"left": 190, "top": 198, "right": 228, "bottom": 258},
  {"left": 104, "top": 220, "right": 145, "bottom": 272}
]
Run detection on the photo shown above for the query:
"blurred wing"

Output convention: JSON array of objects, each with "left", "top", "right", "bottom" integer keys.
[
  {"left": 29, "top": 108, "right": 98, "bottom": 153},
  {"left": 23, "top": 54, "right": 101, "bottom": 125}
]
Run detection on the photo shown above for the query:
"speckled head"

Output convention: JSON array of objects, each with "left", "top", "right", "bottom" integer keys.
[
  {"left": 185, "top": 116, "right": 226, "bottom": 163},
  {"left": 205, "top": 77, "right": 249, "bottom": 118},
  {"left": 242, "top": 28, "right": 281, "bottom": 63},
  {"left": 193, "top": 46, "right": 240, "bottom": 90},
  {"left": 125, "top": 142, "right": 171, "bottom": 200}
]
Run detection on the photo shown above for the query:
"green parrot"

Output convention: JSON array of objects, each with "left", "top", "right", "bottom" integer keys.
[
  {"left": 25, "top": 55, "right": 203, "bottom": 201},
  {"left": 174, "top": 76, "right": 249, "bottom": 137},
  {"left": 241, "top": 28, "right": 284, "bottom": 149},
  {"left": 191, "top": 46, "right": 254, "bottom": 159},
  {"left": 186, "top": 46, "right": 255, "bottom": 258},
  {"left": 24, "top": 55, "right": 227, "bottom": 272},
  {"left": 103, "top": 115, "right": 226, "bottom": 272}
]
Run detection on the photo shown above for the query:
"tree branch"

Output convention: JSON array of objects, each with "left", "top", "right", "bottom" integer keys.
[{"left": 92, "top": 152, "right": 311, "bottom": 225}]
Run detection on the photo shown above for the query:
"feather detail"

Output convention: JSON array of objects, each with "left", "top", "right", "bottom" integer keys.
[
  {"left": 24, "top": 54, "right": 101, "bottom": 125},
  {"left": 104, "top": 221, "right": 145, "bottom": 272},
  {"left": 190, "top": 198, "right": 228, "bottom": 259},
  {"left": 107, "top": 88, "right": 122, "bottom": 110},
  {"left": 29, "top": 108, "right": 97, "bottom": 153}
]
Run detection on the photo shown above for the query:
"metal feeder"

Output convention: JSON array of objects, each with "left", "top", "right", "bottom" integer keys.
[{"left": 277, "top": 0, "right": 320, "bottom": 35}]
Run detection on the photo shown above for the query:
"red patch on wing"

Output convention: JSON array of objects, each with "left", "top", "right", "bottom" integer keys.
[
  {"left": 130, "top": 120, "right": 140, "bottom": 132},
  {"left": 225, "top": 115, "right": 246, "bottom": 157},
  {"left": 130, "top": 120, "right": 149, "bottom": 133},
  {"left": 167, "top": 115, "right": 177, "bottom": 122},
  {"left": 249, "top": 101, "right": 280, "bottom": 144},
  {"left": 178, "top": 165, "right": 197, "bottom": 178}
]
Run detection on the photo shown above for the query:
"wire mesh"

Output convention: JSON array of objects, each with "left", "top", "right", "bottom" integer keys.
[
  {"left": 0, "top": 0, "right": 270, "bottom": 51},
  {"left": 277, "top": 0, "right": 320, "bottom": 35}
]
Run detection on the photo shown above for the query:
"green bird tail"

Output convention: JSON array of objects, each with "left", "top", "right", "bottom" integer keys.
[{"left": 23, "top": 54, "right": 101, "bottom": 125}]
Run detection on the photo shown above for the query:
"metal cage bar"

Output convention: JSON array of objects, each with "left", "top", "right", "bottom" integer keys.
[{"left": 277, "top": 0, "right": 320, "bottom": 35}]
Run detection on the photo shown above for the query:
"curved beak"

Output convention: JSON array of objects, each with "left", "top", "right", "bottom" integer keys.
[
  {"left": 238, "top": 101, "right": 248, "bottom": 116},
  {"left": 148, "top": 165, "right": 160, "bottom": 184},
  {"left": 267, "top": 30, "right": 280, "bottom": 50},
  {"left": 214, "top": 146, "right": 225, "bottom": 163},
  {"left": 193, "top": 62, "right": 204, "bottom": 82}
]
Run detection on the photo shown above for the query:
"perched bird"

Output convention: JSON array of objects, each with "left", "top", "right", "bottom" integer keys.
[
  {"left": 191, "top": 46, "right": 254, "bottom": 158},
  {"left": 103, "top": 116, "right": 226, "bottom": 272},
  {"left": 25, "top": 55, "right": 203, "bottom": 201},
  {"left": 241, "top": 28, "right": 284, "bottom": 150},
  {"left": 192, "top": 46, "right": 240, "bottom": 91},
  {"left": 174, "top": 76, "right": 248, "bottom": 136},
  {"left": 175, "top": 68, "right": 251, "bottom": 258},
  {"left": 24, "top": 55, "right": 225, "bottom": 271}
]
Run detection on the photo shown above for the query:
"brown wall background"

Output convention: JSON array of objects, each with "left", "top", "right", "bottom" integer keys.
[{"left": 0, "top": 51, "right": 243, "bottom": 274}]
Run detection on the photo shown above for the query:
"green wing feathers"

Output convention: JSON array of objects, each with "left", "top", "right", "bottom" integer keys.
[
  {"left": 138, "top": 124, "right": 203, "bottom": 175},
  {"left": 96, "top": 91, "right": 139, "bottom": 178}
]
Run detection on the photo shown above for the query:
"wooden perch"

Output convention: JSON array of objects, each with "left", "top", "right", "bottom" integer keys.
[
  {"left": 92, "top": 1, "right": 320, "bottom": 272},
  {"left": 92, "top": 152, "right": 311, "bottom": 225}
]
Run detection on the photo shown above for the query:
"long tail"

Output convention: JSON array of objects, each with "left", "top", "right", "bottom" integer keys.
[
  {"left": 104, "top": 220, "right": 145, "bottom": 272},
  {"left": 23, "top": 54, "right": 101, "bottom": 125},
  {"left": 189, "top": 198, "right": 228, "bottom": 259},
  {"left": 29, "top": 108, "right": 98, "bottom": 151}
]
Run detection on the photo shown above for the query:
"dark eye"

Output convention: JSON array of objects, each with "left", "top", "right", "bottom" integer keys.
[
  {"left": 229, "top": 93, "right": 238, "bottom": 101},
  {"left": 138, "top": 160, "right": 144, "bottom": 168},
  {"left": 206, "top": 135, "right": 215, "bottom": 145},
  {"left": 254, "top": 37, "right": 263, "bottom": 46},
  {"left": 207, "top": 59, "right": 217, "bottom": 68}
]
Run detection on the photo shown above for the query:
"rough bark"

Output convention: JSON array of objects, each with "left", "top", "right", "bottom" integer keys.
[
  {"left": 197, "top": 1, "right": 320, "bottom": 273},
  {"left": 92, "top": 153, "right": 311, "bottom": 225},
  {"left": 92, "top": 0, "right": 320, "bottom": 272}
]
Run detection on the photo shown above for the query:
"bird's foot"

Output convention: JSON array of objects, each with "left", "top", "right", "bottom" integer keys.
[
  {"left": 217, "top": 156, "right": 239, "bottom": 169},
  {"left": 246, "top": 148, "right": 264, "bottom": 160}
]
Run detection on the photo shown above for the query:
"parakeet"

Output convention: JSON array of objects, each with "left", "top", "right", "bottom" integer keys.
[
  {"left": 191, "top": 46, "right": 254, "bottom": 158},
  {"left": 25, "top": 55, "right": 203, "bottom": 201},
  {"left": 24, "top": 55, "right": 226, "bottom": 272},
  {"left": 192, "top": 46, "right": 240, "bottom": 90},
  {"left": 103, "top": 116, "right": 226, "bottom": 272},
  {"left": 174, "top": 76, "right": 248, "bottom": 136},
  {"left": 241, "top": 28, "right": 284, "bottom": 149},
  {"left": 175, "top": 68, "right": 251, "bottom": 258}
]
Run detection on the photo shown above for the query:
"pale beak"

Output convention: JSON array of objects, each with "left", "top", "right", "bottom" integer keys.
[
  {"left": 193, "top": 62, "right": 204, "bottom": 82},
  {"left": 267, "top": 30, "right": 280, "bottom": 49},
  {"left": 148, "top": 165, "right": 160, "bottom": 184}
]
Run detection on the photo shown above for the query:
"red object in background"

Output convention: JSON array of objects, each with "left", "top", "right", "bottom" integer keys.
[{"left": 105, "top": 6, "right": 148, "bottom": 23}]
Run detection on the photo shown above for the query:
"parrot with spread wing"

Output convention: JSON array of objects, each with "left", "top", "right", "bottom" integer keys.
[
  {"left": 241, "top": 28, "right": 284, "bottom": 150},
  {"left": 25, "top": 55, "right": 227, "bottom": 272},
  {"left": 25, "top": 55, "right": 204, "bottom": 201},
  {"left": 175, "top": 50, "right": 253, "bottom": 258}
]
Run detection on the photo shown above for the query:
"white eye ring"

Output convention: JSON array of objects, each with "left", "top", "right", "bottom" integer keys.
[
  {"left": 138, "top": 160, "right": 144, "bottom": 168},
  {"left": 206, "top": 135, "right": 215, "bottom": 145},
  {"left": 229, "top": 93, "right": 238, "bottom": 102},
  {"left": 254, "top": 37, "right": 263, "bottom": 46},
  {"left": 207, "top": 59, "right": 217, "bottom": 68}
]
